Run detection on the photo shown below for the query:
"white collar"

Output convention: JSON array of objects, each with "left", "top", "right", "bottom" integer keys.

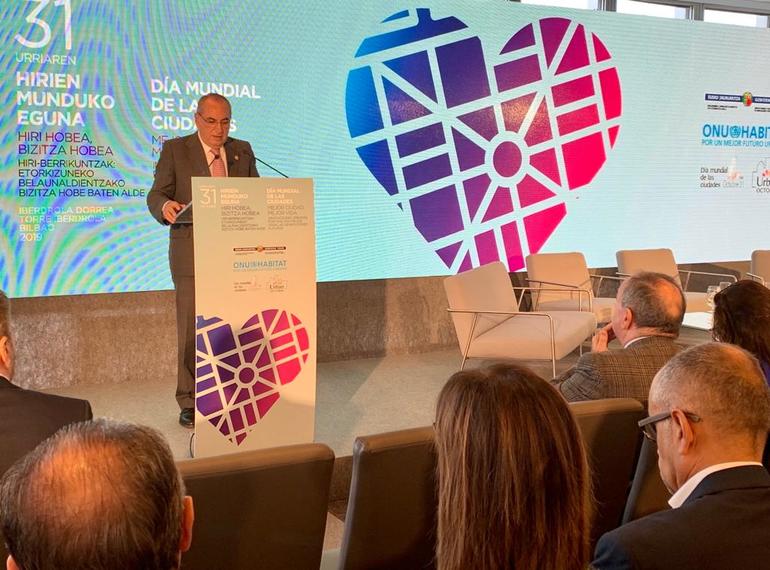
[
  {"left": 668, "top": 462, "right": 763, "bottom": 508},
  {"left": 623, "top": 335, "right": 652, "bottom": 349}
]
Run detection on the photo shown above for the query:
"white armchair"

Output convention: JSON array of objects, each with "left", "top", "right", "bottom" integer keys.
[
  {"left": 616, "top": 248, "right": 736, "bottom": 313},
  {"left": 444, "top": 261, "right": 597, "bottom": 377},
  {"left": 747, "top": 250, "right": 770, "bottom": 286},
  {"left": 525, "top": 252, "right": 622, "bottom": 322}
]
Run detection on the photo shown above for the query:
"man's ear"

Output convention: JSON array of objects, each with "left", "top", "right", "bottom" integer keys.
[
  {"left": 621, "top": 306, "right": 634, "bottom": 330},
  {"left": 179, "top": 496, "right": 194, "bottom": 553},
  {"left": 0, "top": 336, "right": 10, "bottom": 372},
  {"left": 8, "top": 554, "right": 20, "bottom": 570},
  {"left": 671, "top": 409, "right": 696, "bottom": 454}
]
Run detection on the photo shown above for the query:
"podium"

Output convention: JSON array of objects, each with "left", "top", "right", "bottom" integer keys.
[{"left": 190, "top": 177, "right": 316, "bottom": 458}]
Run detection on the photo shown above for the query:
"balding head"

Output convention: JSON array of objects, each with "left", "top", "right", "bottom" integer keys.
[
  {"left": 0, "top": 419, "right": 193, "bottom": 570},
  {"left": 648, "top": 342, "right": 770, "bottom": 492},
  {"left": 651, "top": 342, "right": 770, "bottom": 443},
  {"left": 612, "top": 272, "right": 685, "bottom": 344}
]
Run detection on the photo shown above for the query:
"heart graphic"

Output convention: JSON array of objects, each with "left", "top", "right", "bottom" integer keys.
[
  {"left": 195, "top": 309, "right": 310, "bottom": 445},
  {"left": 345, "top": 9, "right": 622, "bottom": 272}
]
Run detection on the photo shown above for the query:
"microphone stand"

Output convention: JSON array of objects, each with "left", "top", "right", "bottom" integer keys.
[{"left": 253, "top": 155, "right": 290, "bottom": 178}]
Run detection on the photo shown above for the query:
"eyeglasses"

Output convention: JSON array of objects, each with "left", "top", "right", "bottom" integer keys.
[
  {"left": 638, "top": 410, "right": 701, "bottom": 442},
  {"left": 197, "top": 113, "right": 230, "bottom": 128}
]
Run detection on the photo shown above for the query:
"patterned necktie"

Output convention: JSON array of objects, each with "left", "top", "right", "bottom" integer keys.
[{"left": 210, "top": 149, "right": 226, "bottom": 177}]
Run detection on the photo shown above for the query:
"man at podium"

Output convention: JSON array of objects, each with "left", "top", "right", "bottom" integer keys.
[{"left": 147, "top": 93, "right": 259, "bottom": 428}]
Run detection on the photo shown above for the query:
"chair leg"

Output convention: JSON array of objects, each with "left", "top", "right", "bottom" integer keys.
[
  {"left": 550, "top": 321, "right": 557, "bottom": 378},
  {"left": 460, "top": 314, "right": 478, "bottom": 372},
  {"left": 551, "top": 355, "right": 556, "bottom": 378}
]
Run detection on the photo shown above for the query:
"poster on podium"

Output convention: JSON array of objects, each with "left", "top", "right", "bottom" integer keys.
[{"left": 191, "top": 176, "right": 315, "bottom": 458}]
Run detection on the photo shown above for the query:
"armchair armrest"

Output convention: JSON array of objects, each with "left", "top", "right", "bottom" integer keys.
[
  {"left": 589, "top": 274, "right": 626, "bottom": 281},
  {"left": 515, "top": 284, "right": 593, "bottom": 312},
  {"left": 678, "top": 269, "right": 737, "bottom": 291},
  {"left": 746, "top": 272, "right": 766, "bottom": 286},
  {"left": 589, "top": 273, "right": 626, "bottom": 297},
  {"left": 446, "top": 308, "right": 557, "bottom": 374},
  {"left": 526, "top": 278, "right": 590, "bottom": 289}
]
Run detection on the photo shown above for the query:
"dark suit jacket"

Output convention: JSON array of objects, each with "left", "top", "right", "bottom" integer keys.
[
  {"left": 0, "top": 376, "right": 92, "bottom": 476},
  {"left": 593, "top": 465, "right": 770, "bottom": 569},
  {"left": 552, "top": 336, "right": 681, "bottom": 402},
  {"left": 146, "top": 133, "right": 259, "bottom": 277}
]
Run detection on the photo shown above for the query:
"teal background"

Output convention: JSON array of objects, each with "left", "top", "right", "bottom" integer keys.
[{"left": 1, "top": 0, "right": 769, "bottom": 297}]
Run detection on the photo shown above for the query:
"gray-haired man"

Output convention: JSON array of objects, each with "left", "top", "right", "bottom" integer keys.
[
  {"left": 552, "top": 272, "right": 686, "bottom": 402},
  {"left": 593, "top": 343, "right": 770, "bottom": 569},
  {"left": 0, "top": 418, "right": 194, "bottom": 570}
]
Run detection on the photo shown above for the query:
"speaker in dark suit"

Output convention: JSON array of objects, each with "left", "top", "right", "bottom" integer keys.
[
  {"left": 146, "top": 94, "right": 259, "bottom": 427},
  {"left": 0, "top": 376, "right": 93, "bottom": 477}
]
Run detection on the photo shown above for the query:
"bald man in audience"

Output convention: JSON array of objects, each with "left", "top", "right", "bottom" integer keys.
[
  {"left": 0, "top": 290, "right": 92, "bottom": 477},
  {"left": 552, "top": 272, "right": 686, "bottom": 402},
  {"left": 593, "top": 343, "right": 770, "bottom": 569},
  {"left": 0, "top": 419, "right": 194, "bottom": 570}
]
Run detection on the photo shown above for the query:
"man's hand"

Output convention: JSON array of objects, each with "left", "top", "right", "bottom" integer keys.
[
  {"left": 162, "top": 200, "right": 185, "bottom": 224},
  {"left": 591, "top": 322, "right": 615, "bottom": 352}
]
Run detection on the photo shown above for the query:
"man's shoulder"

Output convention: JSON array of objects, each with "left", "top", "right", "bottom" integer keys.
[
  {"left": 162, "top": 133, "right": 197, "bottom": 150},
  {"left": 574, "top": 346, "right": 634, "bottom": 368},
  {"left": 593, "top": 509, "right": 677, "bottom": 569},
  {"left": 225, "top": 136, "right": 253, "bottom": 150},
  {"left": 625, "top": 335, "right": 681, "bottom": 353},
  {"left": 587, "top": 336, "right": 680, "bottom": 365},
  {"left": 595, "top": 472, "right": 770, "bottom": 568},
  {"left": 2, "top": 385, "right": 90, "bottom": 415}
]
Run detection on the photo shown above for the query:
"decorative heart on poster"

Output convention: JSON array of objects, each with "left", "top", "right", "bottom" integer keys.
[
  {"left": 195, "top": 309, "right": 310, "bottom": 445},
  {"left": 345, "top": 9, "right": 622, "bottom": 272}
]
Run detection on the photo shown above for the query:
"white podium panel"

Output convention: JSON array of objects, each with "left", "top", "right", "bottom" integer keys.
[{"left": 191, "top": 177, "right": 316, "bottom": 457}]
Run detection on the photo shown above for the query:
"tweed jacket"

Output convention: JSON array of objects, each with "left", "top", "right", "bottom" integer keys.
[{"left": 552, "top": 336, "right": 682, "bottom": 402}]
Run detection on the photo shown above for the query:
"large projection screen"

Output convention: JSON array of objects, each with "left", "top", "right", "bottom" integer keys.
[{"left": 2, "top": 1, "right": 770, "bottom": 297}]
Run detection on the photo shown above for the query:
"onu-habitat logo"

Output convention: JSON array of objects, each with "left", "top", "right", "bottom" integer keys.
[{"left": 346, "top": 8, "right": 622, "bottom": 272}]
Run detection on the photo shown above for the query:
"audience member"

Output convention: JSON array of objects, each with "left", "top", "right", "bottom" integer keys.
[
  {"left": 593, "top": 343, "right": 770, "bottom": 569},
  {"left": 435, "top": 364, "right": 591, "bottom": 570},
  {"left": 553, "top": 272, "right": 685, "bottom": 402},
  {"left": 712, "top": 279, "right": 770, "bottom": 383},
  {"left": 0, "top": 418, "right": 194, "bottom": 570},
  {"left": 0, "top": 290, "right": 92, "bottom": 476}
]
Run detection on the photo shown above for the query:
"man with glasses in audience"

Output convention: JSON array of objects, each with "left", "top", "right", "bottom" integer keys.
[
  {"left": 593, "top": 342, "right": 770, "bottom": 569},
  {"left": 552, "top": 272, "right": 685, "bottom": 402},
  {"left": 147, "top": 93, "right": 258, "bottom": 428},
  {"left": 0, "top": 419, "right": 194, "bottom": 570},
  {"left": 0, "top": 290, "right": 92, "bottom": 477}
]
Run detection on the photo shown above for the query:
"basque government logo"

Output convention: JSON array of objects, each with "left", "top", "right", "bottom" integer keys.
[
  {"left": 195, "top": 310, "right": 309, "bottom": 445},
  {"left": 345, "top": 9, "right": 622, "bottom": 272}
]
